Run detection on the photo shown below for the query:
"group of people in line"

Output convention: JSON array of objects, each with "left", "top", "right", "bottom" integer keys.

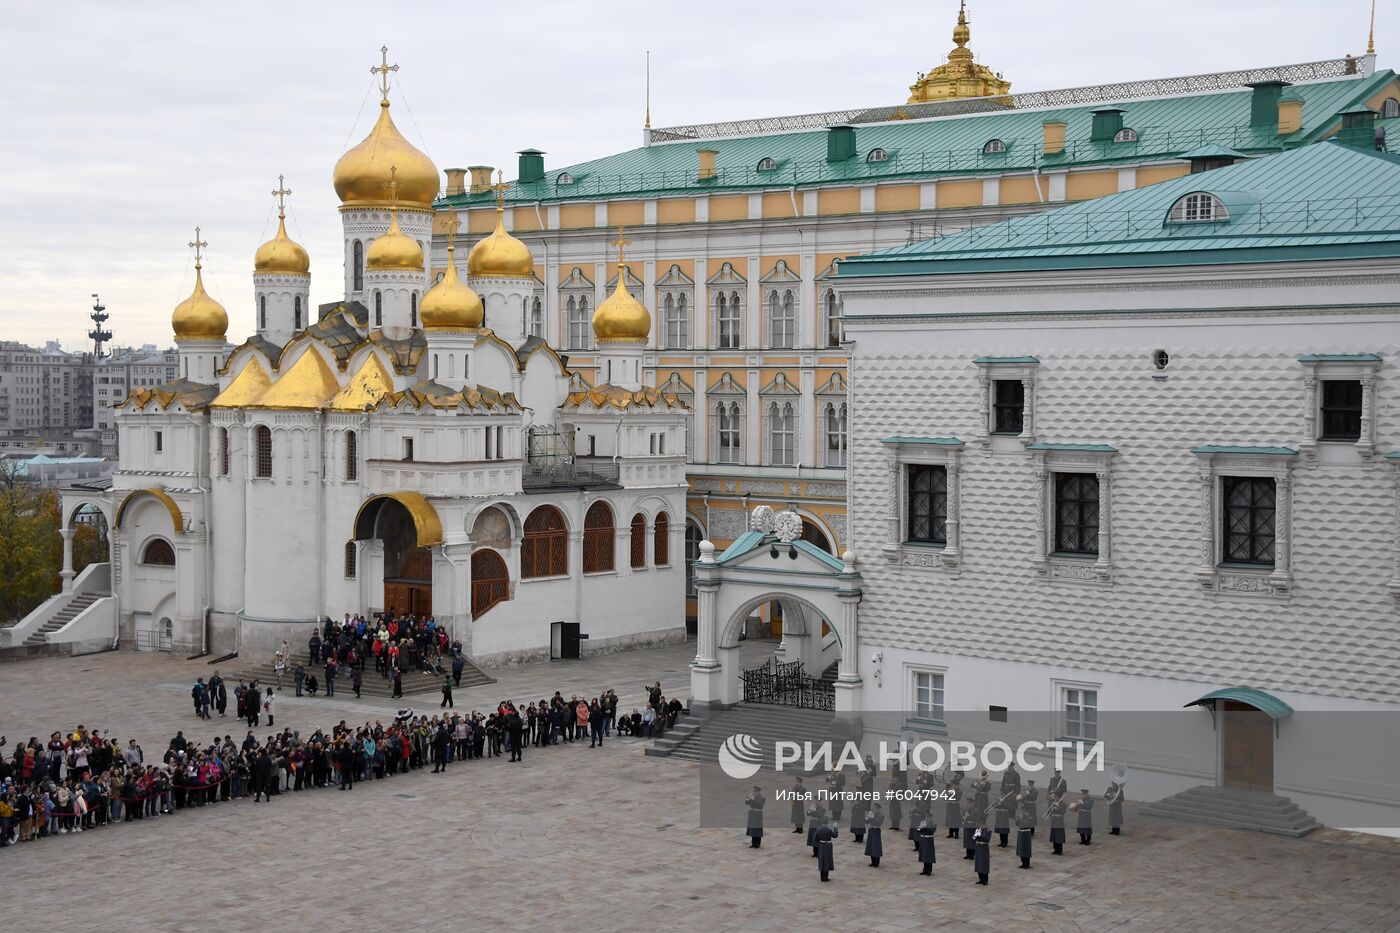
[{"left": 745, "top": 761, "right": 1127, "bottom": 885}]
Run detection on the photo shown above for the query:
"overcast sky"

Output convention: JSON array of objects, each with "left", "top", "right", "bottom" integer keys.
[{"left": 3, "top": 0, "right": 1384, "bottom": 351}]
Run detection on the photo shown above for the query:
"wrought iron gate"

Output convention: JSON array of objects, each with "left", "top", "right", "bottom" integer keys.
[{"left": 740, "top": 658, "right": 834, "bottom": 711}]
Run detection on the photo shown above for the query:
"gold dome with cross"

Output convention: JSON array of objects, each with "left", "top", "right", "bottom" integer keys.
[
  {"left": 592, "top": 228, "right": 651, "bottom": 344},
  {"left": 253, "top": 176, "right": 310, "bottom": 275},
  {"left": 332, "top": 47, "right": 440, "bottom": 209},
  {"left": 172, "top": 228, "right": 229, "bottom": 342},
  {"left": 466, "top": 172, "right": 535, "bottom": 279}
]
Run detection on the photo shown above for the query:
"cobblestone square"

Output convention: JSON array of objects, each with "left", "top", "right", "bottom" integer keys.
[{"left": 2, "top": 645, "right": 1399, "bottom": 933}]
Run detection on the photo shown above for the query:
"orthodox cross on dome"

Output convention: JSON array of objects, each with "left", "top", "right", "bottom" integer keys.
[
  {"left": 271, "top": 175, "right": 292, "bottom": 217},
  {"left": 381, "top": 164, "right": 401, "bottom": 208},
  {"left": 371, "top": 45, "right": 399, "bottom": 102},
  {"left": 443, "top": 215, "right": 461, "bottom": 251},
  {"left": 611, "top": 226, "right": 632, "bottom": 271},
  {"left": 490, "top": 170, "right": 509, "bottom": 212},
  {"left": 188, "top": 226, "right": 207, "bottom": 268}
]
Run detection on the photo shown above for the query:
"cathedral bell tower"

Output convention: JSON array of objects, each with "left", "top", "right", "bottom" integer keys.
[
  {"left": 466, "top": 172, "right": 536, "bottom": 345},
  {"left": 252, "top": 176, "right": 311, "bottom": 345},
  {"left": 592, "top": 228, "right": 651, "bottom": 390},
  {"left": 171, "top": 227, "right": 229, "bottom": 383},
  {"left": 420, "top": 220, "right": 485, "bottom": 389}
]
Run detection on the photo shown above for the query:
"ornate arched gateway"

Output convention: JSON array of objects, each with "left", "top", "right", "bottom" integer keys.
[
  {"left": 690, "top": 507, "right": 863, "bottom": 716},
  {"left": 355, "top": 492, "right": 443, "bottom": 618}
]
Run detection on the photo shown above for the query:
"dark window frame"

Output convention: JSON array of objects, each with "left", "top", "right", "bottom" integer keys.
[
  {"left": 1222, "top": 476, "right": 1276, "bottom": 567},
  {"left": 1318, "top": 379, "right": 1363, "bottom": 441},
  {"left": 905, "top": 463, "right": 948, "bottom": 545},
  {"left": 1053, "top": 472, "right": 1100, "bottom": 556},
  {"left": 992, "top": 379, "right": 1025, "bottom": 435}
]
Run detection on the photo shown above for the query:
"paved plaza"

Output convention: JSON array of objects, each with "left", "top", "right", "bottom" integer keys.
[{"left": 2, "top": 644, "right": 1399, "bottom": 933}]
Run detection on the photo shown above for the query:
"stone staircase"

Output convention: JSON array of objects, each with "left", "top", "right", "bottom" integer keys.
[
  {"left": 228, "top": 652, "right": 494, "bottom": 699},
  {"left": 1139, "top": 784, "right": 1320, "bottom": 837},
  {"left": 647, "top": 703, "right": 839, "bottom": 766},
  {"left": 24, "top": 592, "right": 103, "bottom": 645}
]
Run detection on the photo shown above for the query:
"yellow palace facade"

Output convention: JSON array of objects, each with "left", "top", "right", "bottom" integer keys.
[{"left": 432, "top": 9, "right": 1398, "bottom": 628}]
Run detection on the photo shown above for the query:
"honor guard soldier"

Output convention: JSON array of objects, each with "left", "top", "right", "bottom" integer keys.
[
  {"left": 1047, "top": 793, "right": 1068, "bottom": 855},
  {"left": 816, "top": 819, "right": 839, "bottom": 882},
  {"left": 992, "top": 790, "right": 1014, "bottom": 847},
  {"left": 1076, "top": 788, "right": 1095, "bottom": 845},
  {"left": 853, "top": 760, "right": 875, "bottom": 843},
  {"left": 888, "top": 775, "right": 903, "bottom": 832},
  {"left": 790, "top": 776, "right": 808, "bottom": 833},
  {"left": 1015, "top": 802, "right": 1034, "bottom": 869},
  {"left": 972, "top": 770, "right": 991, "bottom": 812},
  {"left": 962, "top": 802, "right": 983, "bottom": 859},
  {"left": 807, "top": 802, "right": 828, "bottom": 856},
  {"left": 1106, "top": 780, "right": 1125, "bottom": 835},
  {"left": 850, "top": 795, "right": 867, "bottom": 844},
  {"left": 1000, "top": 762, "right": 1022, "bottom": 796},
  {"left": 1022, "top": 780, "right": 1039, "bottom": 837},
  {"left": 826, "top": 770, "right": 846, "bottom": 823},
  {"left": 745, "top": 786, "right": 765, "bottom": 849},
  {"left": 972, "top": 826, "right": 992, "bottom": 885},
  {"left": 865, "top": 802, "right": 884, "bottom": 866},
  {"left": 915, "top": 818, "right": 937, "bottom": 875},
  {"left": 1048, "top": 768, "right": 1068, "bottom": 799},
  {"left": 945, "top": 771, "right": 964, "bottom": 838},
  {"left": 909, "top": 797, "right": 929, "bottom": 850}
]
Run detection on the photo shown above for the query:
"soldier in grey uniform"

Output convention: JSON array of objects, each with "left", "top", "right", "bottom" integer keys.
[
  {"left": 944, "top": 770, "right": 964, "bottom": 838},
  {"left": 992, "top": 790, "right": 1014, "bottom": 847},
  {"left": 909, "top": 796, "right": 928, "bottom": 849},
  {"left": 1048, "top": 769, "right": 1068, "bottom": 799},
  {"left": 915, "top": 817, "right": 937, "bottom": 875},
  {"left": 852, "top": 761, "right": 875, "bottom": 843},
  {"left": 850, "top": 795, "right": 866, "bottom": 845},
  {"left": 962, "top": 802, "right": 983, "bottom": 859},
  {"left": 1015, "top": 802, "right": 1034, "bottom": 869},
  {"left": 864, "top": 802, "right": 884, "bottom": 866},
  {"left": 972, "top": 825, "right": 991, "bottom": 885},
  {"left": 1000, "top": 762, "right": 1022, "bottom": 796},
  {"left": 888, "top": 775, "right": 903, "bottom": 832},
  {"left": 972, "top": 769, "right": 991, "bottom": 813},
  {"left": 1022, "top": 780, "right": 1039, "bottom": 837},
  {"left": 807, "top": 802, "right": 828, "bottom": 856},
  {"left": 1106, "top": 780, "right": 1125, "bottom": 835},
  {"left": 1047, "top": 793, "right": 1068, "bottom": 855},
  {"left": 790, "top": 776, "right": 808, "bottom": 832},
  {"left": 826, "top": 770, "right": 846, "bottom": 823},
  {"left": 816, "top": 818, "right": 839, "bottom": 882},
  {"left": 1076, "top": 788, "right": 1095, "bottom": 845},
  {"left": 745, "top": 785, "right": 765, "bottom": 849}
]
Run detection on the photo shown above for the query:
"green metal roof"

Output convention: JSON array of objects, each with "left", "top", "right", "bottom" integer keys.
[
  {"left": 1191, "top": 445, "right": 1298, "bottom": 455},
  {"left": 881, "top": 435, "right": 965, "bottom": 446},
  {"left": 715, "top": 531, "right": 764, "bottom": 564},
  {"left": 437, "top": 71, "right": 1397, "bottom": 208},
  {"left": 1386, "top": 450, "right": 1400, "bottom": 460},
  {"left": 1186, "top": 687, "right": 1295, "bottom": 719},
  {"left": 1177, "top": 143, "right": 1252, "bottom": 160},
  {"left": 1297, "top": 353, "right": 1383, "bottom": 362},
  {"left": 837, "top": 141, "right": 1400, "bottom": 278},
  {"left": 713, "top": 530, "right": 845, "bottom": 572}
]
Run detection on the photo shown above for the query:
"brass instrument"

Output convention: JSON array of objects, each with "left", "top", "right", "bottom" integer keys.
[
  {"left": 992, "top": 790, "right": 1013, "bottom": 810},
  {"left": 1069, "top": 801, "right": 1080, "bottom": 812}
]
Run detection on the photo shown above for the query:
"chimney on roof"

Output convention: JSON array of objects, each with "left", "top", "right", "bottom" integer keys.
[
  {"left": 518, "top": 149, "right": 546, "bottom": 184},
  {"left": 827, "top": 125, "right": 857, "bottom": 162},
  {"left": 697, "top": 149, "right": 718, "bottom": 181},
  {"left": 1277, "top": 95, "right": 1304, "bottom": 135},
  {"left": 468, "top": 166, "right": 495, "bottom": 194},
  {"left": 1042, "top": 121, "right": 1067, "bottom": 155},
  {"left": 1089, "top": 109, "right": 1125, "bottom": 143},
  {"left": 444, "top": 168, "right": 467, "bottom": 196},
  {"left": 1337, "top": 109, "right": 1379, "bottom": 149},
  {"left": 1246, "top": 80, "right": 1290, "bottom": 130}
]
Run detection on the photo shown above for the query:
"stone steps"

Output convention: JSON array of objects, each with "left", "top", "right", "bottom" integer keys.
[
  {"left": 648, "top": 704, "right": 839, "bottom": 766},
  {"left": 1138, "top": 784, "right": 1320, "bottom": 837},
  {"left": 229, "top": 652, "right": 494, "bottom": 699},
  {"left": 25, "top": 593, "right": 102, "bottom": 645}
]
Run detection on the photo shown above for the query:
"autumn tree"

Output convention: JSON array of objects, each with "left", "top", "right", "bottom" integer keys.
[{"left": 0, "top": 465, "right": 63, "bottom": 623}]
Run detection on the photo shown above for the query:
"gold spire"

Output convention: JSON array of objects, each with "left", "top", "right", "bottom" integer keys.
[
  {"left": 332, "top": 47, "right": 438, "bottom": 209},
  {"left": 254, "top": 175, "right": 310, "bottom": 274},
  {"left": 1369, "top": 0, "right": 1377, "bottom": 54},
  {"left": 366, "top": 166, "right": 424, "bottom": 271},
  {"left": 645, "top": 50, "right": 651, "bottom": 129},
  {"left": 420, "top": 219, "right": 484, "bottom": 331},
  {"left": 466, "top": 171, "right": 535, "bottom": 279},
  {"left": 592, "top": 226, "right": 650, "bottom": 344},
  {"left": 907, "top": 1, "right": 1011, "bottom": 104},
  {"left": 172, "top": 226, "right": 229, "bottom": 342}
]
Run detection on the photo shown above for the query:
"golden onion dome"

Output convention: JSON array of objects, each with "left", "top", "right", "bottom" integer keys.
[
  {"left": 420, "top": 246, "right": 483, "bottom": 331},
  {"left": 366, "top": 211, "right": 424, "bottom": 271},
  {"left": 253, "top": 214, "right": 310, "bottom": 274},
  {"left": 332, "top": 101, "right": 439, "bottom": 208},
  {"left": 466, "top": 208, "right": 535, "bottom": 279},
  {"left": 172, "top": 262, "right": 229, "bottom": 342},
  {"left": 592, "top": 266, "right": 651, "bottom": 343}
]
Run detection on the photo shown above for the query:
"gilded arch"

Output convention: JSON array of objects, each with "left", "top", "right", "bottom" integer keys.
[
  {"left": 354, "top": 492, "right": 444, "bottom": 547},
  {"left": 114, "top": 488, "right": 184, "bottom": 533}
]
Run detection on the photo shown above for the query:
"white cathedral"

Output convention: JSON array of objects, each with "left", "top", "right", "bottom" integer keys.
[{"left": 61, "top": 66, "right": 689, "bottom": 664}]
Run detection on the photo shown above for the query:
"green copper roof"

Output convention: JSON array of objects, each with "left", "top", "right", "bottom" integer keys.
[
  {"left": 837, "top": 141, "right": 1400, "bottom": 278},
  {"left": 1186, "top": 687, "right": 1294, "bottom": 719},
  {"left": 715, "top": 531, "right": 764, "bottom": 563},
  {"left": 1297, "top": 353, "right": 1383, "bottom": 362},
  {"left": 1177, "top": 143, "right": 1252, "bottom": 160},
  {"left": 437, "top": 71, "right": 1397, "bottom": 208},
  {"left": 1191, "top": 445, "right": 1298, "bottom": 455}
]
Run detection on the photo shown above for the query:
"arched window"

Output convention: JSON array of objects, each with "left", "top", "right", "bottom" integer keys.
[
  {"left": 716, "top": 401, "right": 742, "bottom": 463},
  {"left": 756, "top": 157, "right": 777, "bottom": 172},
  {"left": 583, "top": 501, "right": 615, "bottom": 574},
  {"left": 218, "top": 427, "right": 229, "bottom": 476},
  {"left": 254, "top": 425, "right": 273, "bottom": 478},
  {"left": 521, "top": 505, "right": 567, "bottom": 578},
  {"left": 410, "top": 292, "right": 418, "bottom": 328},
  {"left": 344, "top": 541, "right": 357, "bottom": 579},
  {"left": 654, "top": 511, "right": 670, "bottom": 566},
  {"left": 141, "top": 538, "right": 176, "bottom": 566},
  {"left": 374, "top": 291, "right": 383, "bottom": 327},
  {"left": 825, "top": 402, "right": 848, "bottom": 467},
  {"left": 1167, "top": 192, "right": 1229, "bottom": 224},
  {"left": 530, "top": 297, "right": 543, "bottom": 338},
  {"left": 1383, "top": 97, "right": 1400, "bottom": 119},
  {"left": 567, "top": 295, "right": 592, "bottom": 349},
  {"left": 470, "top": 549, "right": 510, "bottom": 616},
  {"left": 684, "top": 520, "right": 703, "bottom": 597},
  {"left": 823, "top": 288, "right": 843, "bottom": 347},
  {"left": 982, "top": 138, "right": 1007, "bottom": 154},
  {"left": 353, "top": 241, "right": 364, "bottom": 292},
  {"left": 768, "top": 401, "right": 795, "bottom": 466},
  {"left": 294, "top": 295, "right": 302, "bottom": 330},
  {"left": 630, "top": 513, "right": 647, "bottom": 569},
  {"left": 557, "top": 171, "right": 575, "bottom": 186},
  {"left": 259, "top": 295, "right": 266, "bottom": 331},
  {"left": 1112, "top": 128, "right": 1138, "bottom": 143},
  {"left": 800, "top": 519, "right": 832, "bottom": 553},
  {"left": 662, "top": 292, "right": 691, "bottom": 349},
  {"left": 866, "top": 147, "right": 889, "bottom": 163},
  {"left": 717, "top": 291, "right": 742, "bottom": 349},
  {"left": 345, "top": 430, "right": 358, "bottom": 481}
]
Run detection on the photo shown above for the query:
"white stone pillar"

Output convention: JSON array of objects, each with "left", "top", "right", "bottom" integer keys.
[
  {"left": 1095, "top": 466, "right": 1112, "bottom": 580},
  {"left": 60, "top": 526, "right": 74, "bottom": 592}
]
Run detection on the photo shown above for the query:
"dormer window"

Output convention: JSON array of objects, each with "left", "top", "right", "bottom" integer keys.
[
  {"left": 556, "top": 172, "right": 574, "bottom": 186},
  {"left": 756, "top": 157, "right": 777, "bottom": 172},
  {"left": 982, "top": 138, "right": 1007, "bottom": 154},
  {"left": 1382, "top": 98, "right": 1400, "bottom": 119},
  {"left": 1168, "top": 192, "right": 1229, "bottom": 224},
  {"left": 866, "top": 147, "right": 889, "bottom": 163},
  {"left": 1113, "top": 128, "right": 1138, "bottom": 143}
]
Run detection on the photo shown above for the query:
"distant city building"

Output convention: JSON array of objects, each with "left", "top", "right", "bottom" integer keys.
[
  {"left": 89, "top": 345, "right": 180, "bottom": 456},
  {"left": 0, "top": 340, "right": 94, "bottom": 453}
]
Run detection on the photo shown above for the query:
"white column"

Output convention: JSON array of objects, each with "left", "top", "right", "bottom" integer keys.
[
  {"left": 1095, "top": 466, "right": 1112, "bottom": 580},
  {"left": 60, "top": 526, "right": 74, "bottom": 592},
  {"left": 1031, "top": 463, "right": 1049, "bottom": 576},
  {"left": 1270, "top": 469, "right": 1293, "bottom": 593}
]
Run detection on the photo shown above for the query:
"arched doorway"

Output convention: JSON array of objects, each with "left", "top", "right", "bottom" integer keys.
[
  {"left": 471, "top": 549, "right": 509, "bottom": 617},
  {"left": 386, "top": 547, "right": 432, "bottom": 618},
  {"left": 355, "top": 493, "right": 443, "bottom": 620},
  {"left": 1187, "top": 688, "right": 1293, "bottom": 793}
]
